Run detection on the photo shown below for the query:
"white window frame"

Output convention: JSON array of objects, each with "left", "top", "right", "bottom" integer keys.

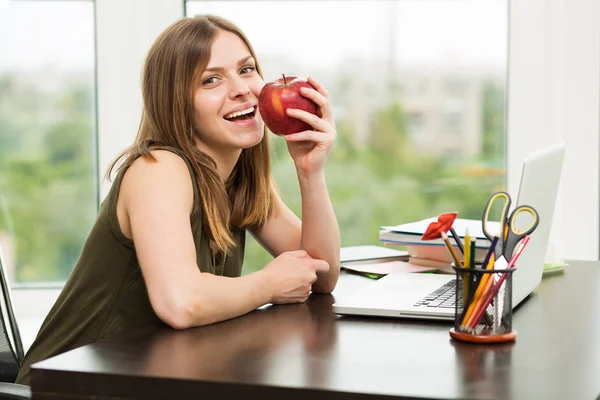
[
  {"left": 507, "top": 0, "right": 599, "bottom": 261},
  {"left": 13, "top": 0, "right": 185, "bottom": 327},
  {"left": 14, "top": 0, "right": 600, "bottom": 324}
]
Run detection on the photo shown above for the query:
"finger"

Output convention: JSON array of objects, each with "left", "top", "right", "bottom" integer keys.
[
  {"left": 304, "top": 280, "right": 314, "bottom": 293},
  {"left": 286, "top": 249, "right": 308, "bottom": 258},
  {"left": 314, "top": 260, "right": 330, "bottom": 274},
  {"left": 307, "top": 76, "right": 329, "bottom": 99},
  {"left": 299, "top": 87, "right": 332, "bottom": 120},
  {"left": 293, "top": 291, "right": 309, "bottom": 303},
  {"left": 286, "top": 108, "right": 331, "bottom": 133},
  {"left": 285, "top": 130, "right": 335, "bottom": 145}
]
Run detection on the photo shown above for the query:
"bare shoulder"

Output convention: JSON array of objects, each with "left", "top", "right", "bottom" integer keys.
[
  {"left": 125, "top": 150, "right": 190, "bottom": 183},
  {"left": 128, "top": 149, "right": 188, "bottom": 172},
  {"left": 121, "top": 150, "right": 194, "bottom": 211}
]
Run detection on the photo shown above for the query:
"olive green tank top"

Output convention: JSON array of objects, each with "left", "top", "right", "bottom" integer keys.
[{"left": 16, "top": 147, "right": 245, "bottom": 386}]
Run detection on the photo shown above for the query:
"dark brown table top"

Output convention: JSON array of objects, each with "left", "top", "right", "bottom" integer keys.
[{"left": 31, "top": 261, "right": 600, "bottom": 400}]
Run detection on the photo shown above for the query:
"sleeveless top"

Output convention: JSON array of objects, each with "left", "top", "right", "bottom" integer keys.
[{"left": 16, "top": 147, "right": 246, "bottom": 385}]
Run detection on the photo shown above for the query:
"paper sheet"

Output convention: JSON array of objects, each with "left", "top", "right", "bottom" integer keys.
[{"left": 342, "top": 261, "right": 438, "bottom": 275}]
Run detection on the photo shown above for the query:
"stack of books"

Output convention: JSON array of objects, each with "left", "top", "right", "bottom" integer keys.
[{"left": 379, "top": 218, "right": 499, "bottom": 273}]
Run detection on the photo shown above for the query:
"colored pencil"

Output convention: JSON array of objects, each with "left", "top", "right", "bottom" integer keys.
[
  {"left": 457, "top": 235, "right": 498, "bottom": 326},
  {"left": 441, "top": 231, "right": 462, "bottom": 268},
  {"left": 462, "top": 254, "right": 496, "bottom": 328},
  {"left": 461, "top": 253, "right": 495, "bottom": 328},
  {"left": 467, "top": 235, "right": 531, "bottom": 329}
]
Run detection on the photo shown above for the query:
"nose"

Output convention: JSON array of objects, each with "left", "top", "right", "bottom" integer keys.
[{"left": 229, "top": 76, "right": 251, "bottom": 99}]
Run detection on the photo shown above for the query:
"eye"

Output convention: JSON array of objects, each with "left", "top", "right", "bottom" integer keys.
[
  {"left": 202, "top": 76, "right": 219, "bottom": 86},
  {"left": 240, "top": 65, "right": 256, "bottom": 75}
]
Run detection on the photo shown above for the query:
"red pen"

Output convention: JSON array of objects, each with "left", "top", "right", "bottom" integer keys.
[{"left": 467, "top": 235, "right": 531, "bottom": 329}]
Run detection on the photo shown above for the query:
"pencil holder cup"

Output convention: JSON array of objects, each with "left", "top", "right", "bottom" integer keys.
[{"left": 448, "top": 264, "right": 517, "bottom": 344}]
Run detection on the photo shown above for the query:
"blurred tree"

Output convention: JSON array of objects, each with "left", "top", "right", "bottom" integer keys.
[
  {"left": 367, "top": 101, "right": 408, "bottom": 179},
  {"left": 243, "top": 84, "right": 506, "bottom": 274},
  {"left": 0, "top": 75, "right": 97, "bottom": 282},
  {"left": 481, "top": 80, "right": 505, "bottom": 161}
]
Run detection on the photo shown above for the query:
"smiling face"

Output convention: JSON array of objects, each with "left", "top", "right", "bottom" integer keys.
[{"left": 193, "top": 30, "right": 265, "bottom": 156}]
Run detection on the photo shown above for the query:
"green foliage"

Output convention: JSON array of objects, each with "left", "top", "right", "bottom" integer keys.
[
  {"left": 0, "top": 75, "right": 97, "bottom": 282},
  {"left": 482, "top": 80, "right": 506, "bottom": 161}
]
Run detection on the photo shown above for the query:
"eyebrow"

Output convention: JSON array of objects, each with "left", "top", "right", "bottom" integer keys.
[{"left": 204, "top": 55, "right": 254, "bottom": 73}]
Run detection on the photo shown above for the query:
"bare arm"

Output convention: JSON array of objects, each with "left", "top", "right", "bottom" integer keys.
[
  {"left": 250, "top": 175, "right": 340, "bottom": 294},
  {"left": 252, "top": 76, "right": 341, "bottom": 293},
  {"left": 120, "top": 151, "right": 272, "bottom": 328},
  {"left": 119, "top": 151, "right": 327, "bottom": 329},
  {"left": 296, "top": 170, "right": 340, "bottom": 293}
]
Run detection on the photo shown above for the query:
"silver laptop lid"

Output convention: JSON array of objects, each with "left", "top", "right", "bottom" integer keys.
[{"left": 512, "top": 142, "right": 565, "bottom": 305}]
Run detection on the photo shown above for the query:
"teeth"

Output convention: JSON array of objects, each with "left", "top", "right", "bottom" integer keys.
[{"left": 224, "top": 107, "right": 254, "bottom": 119}]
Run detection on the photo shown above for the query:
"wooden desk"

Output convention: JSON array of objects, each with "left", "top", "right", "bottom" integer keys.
[{"left": 31, "top": 261, "right": 600, "bottom": 400}]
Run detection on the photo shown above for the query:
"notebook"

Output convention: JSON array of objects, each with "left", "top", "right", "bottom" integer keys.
[
  {"left": 333, "top": 142, "right": 565, "bottom": 321},
  {"left": 342, "top": 261, "right": 437, "bottom": 277},
  {"left": 340, "top": 245, "right": 408, "bottom": 266},
  {"left": 380, "top": 218, "right": 497, "bottom": 248}
]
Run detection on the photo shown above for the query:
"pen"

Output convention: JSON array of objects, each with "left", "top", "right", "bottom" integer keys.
[
  {"left": 469, "top": 237, "right": 476, "bottom": 269},
  {"left": 468, "top": 235, "right": 531, "bottom": 329},
  {"left": 468, "top": 237, "right": 477, "bottom": 312},
  {"left": 463, "top": 229, "right": 471, "bottom": 299},
  {"left": 449, "top": 227, "right": 465, "bottom": 255}
]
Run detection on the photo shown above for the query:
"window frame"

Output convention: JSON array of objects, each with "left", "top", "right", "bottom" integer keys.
[
  {"left": 12, "top": 0, "right": 185, "bottom": 322},
  {"left": 506, "top": 0, "right": 599, "bottom": 261}
]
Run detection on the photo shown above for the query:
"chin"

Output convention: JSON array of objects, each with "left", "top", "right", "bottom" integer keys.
[
  {"left": 239, "top": 127, "right": 264, "bottom": 149},
  {"left": 224, "top": 119, "right": 263, "bottom": 149},
  {"left": 218, "top": 115, "right": 265, "bottom": 150}
]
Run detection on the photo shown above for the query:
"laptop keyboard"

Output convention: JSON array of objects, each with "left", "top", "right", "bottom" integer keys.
[{"left": 413, "top": 279, "right": 462, "bottom": 308}]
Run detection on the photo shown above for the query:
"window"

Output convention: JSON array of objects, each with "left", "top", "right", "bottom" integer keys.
[
  {"left": 0, "top": 1, "right": 97, "bottom": 284},
  {"left": 186, "top": 0, "right": 508, "bottom": 273},
  {"left": 7, "top": 0, "right": 598, "bottom": 344}
]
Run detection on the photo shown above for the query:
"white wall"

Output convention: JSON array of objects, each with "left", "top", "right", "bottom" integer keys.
[
  {"left": 96, "top": 0, "right": 184, "bottom": 199},
  {"left": 507, "top": 0, "right": 600, "bottom": 261}
]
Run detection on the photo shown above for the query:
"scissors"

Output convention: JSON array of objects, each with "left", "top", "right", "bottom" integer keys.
[{"left": 481, "top": 191, "right": 539, "bottom": 259}]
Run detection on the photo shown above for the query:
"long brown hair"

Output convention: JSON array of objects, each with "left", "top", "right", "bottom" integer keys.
[{"left": 106, "top": 15, "right": 277, "bottom": 253}]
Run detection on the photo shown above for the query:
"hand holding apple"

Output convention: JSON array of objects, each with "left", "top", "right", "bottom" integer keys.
[
  {"left": 262, "top": 76, "right": 337, "bottom": 177},
  {"left": 258, "top": 75, "right": 319, "bottom": 136}
]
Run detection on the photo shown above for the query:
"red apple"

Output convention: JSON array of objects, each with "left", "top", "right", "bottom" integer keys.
[{"left": 258, "top": 74, "right": 319, "bottom": 136}]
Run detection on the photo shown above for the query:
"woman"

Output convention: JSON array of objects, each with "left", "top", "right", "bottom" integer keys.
[{"left": 16, "top": 15, "right": 340, "bottom": 386}]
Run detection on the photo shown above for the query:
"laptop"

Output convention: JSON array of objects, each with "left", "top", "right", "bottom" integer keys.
[{"left": 333, "top": 142, "right": 566, "bottom": 320}]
